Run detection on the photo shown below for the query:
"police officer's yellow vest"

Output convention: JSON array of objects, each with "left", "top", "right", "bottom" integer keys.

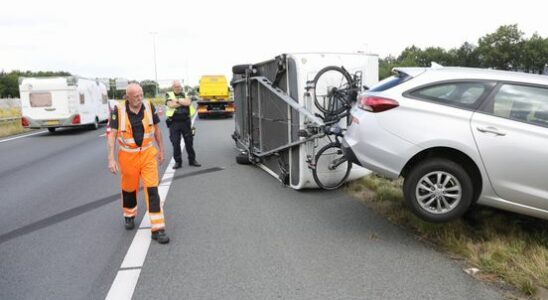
[{"left": 166, "top": 92, "right": 196, "bottom": 118}]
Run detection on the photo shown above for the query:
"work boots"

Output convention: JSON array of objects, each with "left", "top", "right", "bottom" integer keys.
[
  {"left": 189, "top": 160, "right": 201, "bottom": 167},
  {"left": 151, "top": 230, "right": 170, "bottom": 244},
  {"left": 124, "top": 217, "right": 135, "bottom": 230}
]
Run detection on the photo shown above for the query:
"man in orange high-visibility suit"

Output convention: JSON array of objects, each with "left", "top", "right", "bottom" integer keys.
[{"left": 107, "top": 83, "right": 169, "bottom": 244}]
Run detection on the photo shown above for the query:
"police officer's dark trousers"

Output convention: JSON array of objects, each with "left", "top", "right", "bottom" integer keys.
[{"left": 169, "top": 118, "right": 195, "bottom": 164}]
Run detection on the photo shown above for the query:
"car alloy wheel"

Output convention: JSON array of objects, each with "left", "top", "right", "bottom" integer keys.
[{"left": 415, "top": 171, "right": 462, "bottom": 214}]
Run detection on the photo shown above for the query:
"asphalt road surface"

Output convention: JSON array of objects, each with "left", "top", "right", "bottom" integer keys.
[{"left": 0, "top": 117, "right": 502, "bottom": 299}]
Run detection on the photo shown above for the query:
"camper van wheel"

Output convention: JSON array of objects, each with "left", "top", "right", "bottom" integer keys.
[
  {"left": 236, "top": 152, "right": 252, "bottom": 165},
  {"left": 91, "top": 117, "right": 99, "bottom": 130},
  {"left": 232, "top": 64, "right": 254, "bottom": 75},
  {"left": 48, "top": 127, "right": 56, "bottom": 133}
]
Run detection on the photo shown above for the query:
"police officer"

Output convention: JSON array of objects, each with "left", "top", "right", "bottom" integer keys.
[{"left": 166, "top": 80, "right": 201, "bottom": 169}]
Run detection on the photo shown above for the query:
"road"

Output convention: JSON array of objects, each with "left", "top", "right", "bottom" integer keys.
[{"left": 0, "top": 117, "right": 502, "bottom": 299}]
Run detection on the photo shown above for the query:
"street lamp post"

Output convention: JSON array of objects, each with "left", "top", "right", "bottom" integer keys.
[{"left": 150, "top": 32, "right": 159, "bottom": 96}]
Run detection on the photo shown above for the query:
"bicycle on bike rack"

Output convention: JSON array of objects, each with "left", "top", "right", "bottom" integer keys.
[
  {"left": 232, "top": 61, "right": 364, "bottom": 190},
  {"left": 305, "top": 66, "right": 363, "bottom": 190}
]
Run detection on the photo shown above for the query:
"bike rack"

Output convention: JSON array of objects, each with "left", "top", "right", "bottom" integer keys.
[{"left": 231, "top": 53, "right": 377, "bottom": 189}]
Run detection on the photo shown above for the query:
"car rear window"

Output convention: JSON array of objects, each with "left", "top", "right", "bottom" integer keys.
[{"left": 369, "top": 74, "right": 411, "bottom": 92}]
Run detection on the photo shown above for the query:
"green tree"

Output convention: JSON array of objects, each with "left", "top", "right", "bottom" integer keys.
[
  {"left": 520, "top": 33, "right": 548, "bottom": 74},
  {"left": 0, "top": 72, "right": 21, "bottom": 98},
  {"left": 397, "top": 45, "right": 422, "bottom": 67},
  {"left": 420, "top": 47, "right": 455, "bottom": 66},
  {"left": 453, "top": 42, "right": 480, "bottom": 67},
  {"left": 0, "top": 70, "right": 71, "bottom": 98},
  {"left": 379, "top": 55, "right": 398, "bottom": 80},
  {"left": 140, "top": 80, "right": 159, "bottom": 98},
  {"left": 477, "top": 24, "right": 524, "bottom": 70}
]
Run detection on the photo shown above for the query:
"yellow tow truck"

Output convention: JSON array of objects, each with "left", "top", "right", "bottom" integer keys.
[{"left": 196, "top": 75, "right": 234, "bottom": 118}]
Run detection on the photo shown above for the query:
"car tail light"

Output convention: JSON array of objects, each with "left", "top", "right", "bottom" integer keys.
[
  {"left": 21, "top": 117, "right": 29, "bottom": 127},
  {"left": 358, "top": 96, "right": 399, "bottom": 112},
  {"left": 72, "top": 114, "right": 81, "bottom": 124}
]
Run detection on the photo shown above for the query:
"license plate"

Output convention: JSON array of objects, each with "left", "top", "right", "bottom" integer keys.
[{"left": 45, "top": 120, "right": 59, "bottom": 125}]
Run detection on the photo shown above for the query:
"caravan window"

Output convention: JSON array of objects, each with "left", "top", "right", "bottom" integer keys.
[
  {"left": 102, "top": 94, "right": 108, "bottom": 104},
  {"left": 30, "top": 92, "right": 52, "bottom": 107},
  {"left": 80, "top": 93, "right": 85, "bottom": 104}
]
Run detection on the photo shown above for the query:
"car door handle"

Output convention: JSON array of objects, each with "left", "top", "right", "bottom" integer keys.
[{"left": 476, "top": 126, "right": 506, "bottom": 136}]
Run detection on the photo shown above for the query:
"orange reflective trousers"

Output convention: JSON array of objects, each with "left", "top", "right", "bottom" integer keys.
[
  {"left": 119, "top": 147, "right": 165, "bottom": 232},
  {"left": 116, "top": 100, "right": 165, "bottom": 232}
]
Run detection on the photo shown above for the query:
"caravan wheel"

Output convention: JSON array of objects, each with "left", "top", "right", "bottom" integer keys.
[{"left": 91, "top": 117, "right": 99, "bottom": 130}]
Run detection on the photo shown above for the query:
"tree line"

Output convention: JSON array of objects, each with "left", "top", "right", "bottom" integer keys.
[
  {"left": 0, "top": 71, "right": 198, "bottom": 99},
  {"left": 0, "top": 70, "right": 71, "bottom": 98},
  {"left": 379, "top": 24, "right": 548, "bottom": 79},
  {"left": 2, "top": 24, "right": 546, "bottom": 98}
]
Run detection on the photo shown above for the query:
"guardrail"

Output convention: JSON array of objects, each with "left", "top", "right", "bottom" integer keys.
[{"left": 0, "top": 117, "right": 19, "bottom": 124}]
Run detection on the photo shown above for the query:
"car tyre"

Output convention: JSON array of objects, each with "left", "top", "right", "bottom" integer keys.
[
  {"left": 403, "top": 158, "right": 473, "bottom": 223},
  {"left": 48, "top": 127, "right": 56, "bottom": 133}
]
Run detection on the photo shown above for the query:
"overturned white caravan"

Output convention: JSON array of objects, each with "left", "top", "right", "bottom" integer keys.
[
  {"left": 231, "top": 52, "right": 379, "bottom": 189},
  {"left": 19, "top": 76, "right": 109, "bottom": 132}
]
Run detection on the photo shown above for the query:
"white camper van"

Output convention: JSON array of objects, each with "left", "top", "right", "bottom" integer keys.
[{"left": 19, "top": 76, "right": 109, "bottom": 132}]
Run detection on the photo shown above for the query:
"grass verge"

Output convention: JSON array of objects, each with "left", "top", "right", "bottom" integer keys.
[
  {"left": 347, "top": 175, "right": 548, "bottom": 299},
  {"left": 0, "top": 108, "right": 27, "bottom": 138}
]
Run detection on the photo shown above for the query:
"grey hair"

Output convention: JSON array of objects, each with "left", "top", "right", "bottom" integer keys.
[{"left": 126, "top": 83, "right": 142, "bottom": 95}]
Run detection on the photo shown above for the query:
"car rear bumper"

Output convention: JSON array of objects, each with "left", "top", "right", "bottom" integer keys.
[
  {"left": 341, "top": 139, "right": 361, "bottom": 166},
  {"left": 344, "top": 109, "right": 420, "bottom": 179}
]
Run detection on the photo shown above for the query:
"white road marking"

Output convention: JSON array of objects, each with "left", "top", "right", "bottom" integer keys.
[
  {"left": 99, "top": 133, "right": 106, "bottom": 137},
  {"left": 120, "top": 229, "right": 152, "bottom": 269},
  {"left": 105, "top": 269, "right": 141, "bottom": 300},
  {"left": 105, "top": 114, "right": 197, "bottom": 300},
  {"left": 0, "top": 130, "right": 47, "bottom": 143}
]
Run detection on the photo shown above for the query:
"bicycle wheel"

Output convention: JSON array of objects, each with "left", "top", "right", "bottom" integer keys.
[
  {"left": 312, "top": 142, "right": 352, "bottom": 190},
  {"left": 312, "top": 66, "right": 353, "bottom": 115}
]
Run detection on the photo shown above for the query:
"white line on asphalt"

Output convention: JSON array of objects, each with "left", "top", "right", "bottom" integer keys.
[
  {"left": 99, "top": 133, "right": 106, "bottom": 137},
  {"left": 120, "top": 229, "right": 152, "bottom": 269},
  {"left": 105, "top": 269, "right": 141, "bottom": 300},
  {"left": 0, "top": 130, "right": 47, "bottom": 143},
  {"left": 105, "top": 114, "right": 197, "bottom": 300}
]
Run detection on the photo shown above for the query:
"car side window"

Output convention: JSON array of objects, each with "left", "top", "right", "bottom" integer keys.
[
  {"left": 409, "top": 82, "right": 488, "bottom": 109},
  {"left": 487, "top": 84, "right": 548, "bottom": 127}
]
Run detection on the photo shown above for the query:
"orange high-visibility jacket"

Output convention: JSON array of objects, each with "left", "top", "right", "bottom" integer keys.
[{"left": 115, "top": 100, "right": 155, "bottom": 152}]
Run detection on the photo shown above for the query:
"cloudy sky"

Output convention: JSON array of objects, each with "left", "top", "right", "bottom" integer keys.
[{"left": 1, "top": 0, "right": 546, "bottom": 86}]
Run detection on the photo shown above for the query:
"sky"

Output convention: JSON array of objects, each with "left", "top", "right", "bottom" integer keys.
[{"left": 1, "top": 0, "right": 547, "bottom": 87}]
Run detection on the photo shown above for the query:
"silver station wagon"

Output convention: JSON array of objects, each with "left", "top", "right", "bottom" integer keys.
[{"left": 343, "top": 65, "right": 548, "bottom": 222}]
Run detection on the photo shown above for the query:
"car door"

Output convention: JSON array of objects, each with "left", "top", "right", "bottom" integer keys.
[{"left": 471, "top": 82, "right": 548, "bottom": 210}]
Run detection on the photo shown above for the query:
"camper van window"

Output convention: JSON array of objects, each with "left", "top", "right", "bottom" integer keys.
[
  {"left": 30, "top": 92, "right": 52, "bottom": 107},
  {"left": 102, "top": 94, "right": 108, "bottom": 104},
  {"left": 80, "top": 93, "right": 85, "bottom": 104}
]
